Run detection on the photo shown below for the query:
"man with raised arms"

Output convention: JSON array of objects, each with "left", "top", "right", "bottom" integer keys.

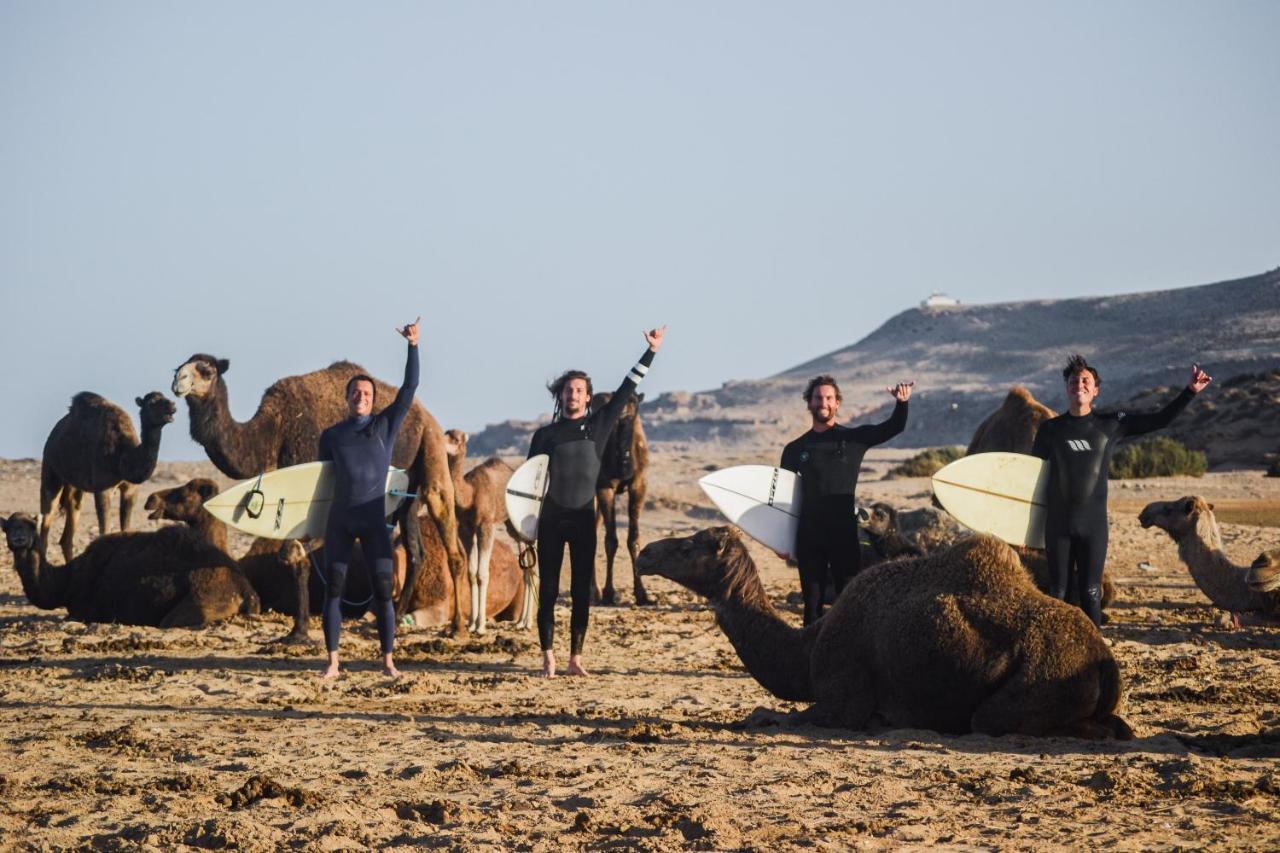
[
  {"left": 780, "top": 375, "right": 913, "bottom": 625},
  {"left": 528, "top": 326, "right": 666, "bottom": 678}
]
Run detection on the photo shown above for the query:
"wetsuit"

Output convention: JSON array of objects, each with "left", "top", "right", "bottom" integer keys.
[
  {"left": 528, "top": 347, "right": 656, "bottom": 656},
  {"left": 781, "top": 400, "right": 908, "bottom": 625},
  {"left": 1031, "top": 386, "right": 1194, "bottom": 626},
  {"left": 317, "top": 343, "right": 419, "bottom": 655}
]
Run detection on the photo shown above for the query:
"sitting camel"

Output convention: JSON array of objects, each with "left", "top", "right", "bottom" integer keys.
[
  {"left": 1139, "top": 497, "right": 1279, "bottom": 620},
  {"left": 40, "top": 391, "right": 176, "bottom": 562},
  {"left": 145, "top": 479, "right": 523, "bottom": 631},
  {"left": 2, "top": 511, "right": 258, "bottom": 629},
  {"left": 637, "top": 527, "right": 1131, "bottom": 738},
  {"left": 170, "top": 353, "right": 469, "bottom": 638},
  {"left": 444, "top": 429, "right": 525, "bottom": 634}
]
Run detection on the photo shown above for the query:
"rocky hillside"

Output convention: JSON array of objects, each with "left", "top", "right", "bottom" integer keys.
[{"left": 471, "top": 267, "right": 1280, "bottom": 458}]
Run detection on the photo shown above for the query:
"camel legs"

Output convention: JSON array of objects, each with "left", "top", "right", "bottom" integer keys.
[
  {"left": 393, "top": 496, "right": 426, "bottom": 621},
  {"left": 38, "top": 465, "right": 63, "bottom": 561},
  {"left": 469, "top": 525, "right": 496, "bottom": 635},
  {"left": 421, "top": 484, "right": 470, "bottom": 637},
  {"left": 515, "top": 543, "right": 538, "bottom": 631},
  {"left": 627, "top": 479, "right": 651, "bottom": 606},
  {"left": 596, "top": 485, "right": 619, "bottom": 605},
  {"left": 279, "top": 539, "right": 312, "bottom": 644},
  {"left": 462, "top": 525, "right": 480, "bottom": 632},
  {"left": 59, "top": 488, "right": 84, "bottom": 565},
  {"left": 118, "top": 482, "right": 137, "bottom": 531},
  {"left": 92, "top": 490, "right": 111, "bottom": 538},
  {"left": 159, "top": 568, "right": 260, "bottom": 629}
]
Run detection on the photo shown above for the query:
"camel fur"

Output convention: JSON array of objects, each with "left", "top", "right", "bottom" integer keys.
[
  {"left": 637, "top": 527, "right": 1132, "bottom": 739},
  {"left": 40, "top": 391, "right": 176, "bottom": 563},
  {"left": 170, "top": 354, "right": 470, "bottom": 638},
  {"left": 1139, "top": 497, "right": 1279, "bottom": 619},
  {"left": 2, "top": 511, "right": 258, "bottom": 629},
  {"left": 593, "top": 390, "right": 652, "bottom": 605},
  {"left": 967, "top": 386, "right": 1056, "bottom": 455}
]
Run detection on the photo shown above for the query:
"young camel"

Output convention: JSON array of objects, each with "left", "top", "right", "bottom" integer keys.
[
  {"left": 637, "top": 526, "right": 1131, "bottom": 738},
  {"left": 40, "top": 391, "right": 176, "bottom": 562},
  {"left": 1138, "top": 496, "right": 1279, "bottom": 622},
  {"left": 444, "top": 429, "right": 523, "bottom": 634}
]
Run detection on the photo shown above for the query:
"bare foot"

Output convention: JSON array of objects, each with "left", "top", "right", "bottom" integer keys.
[
  {"left": 320, "top": 663, "right": 340, "bottom": 679},
  {"left": 540, "top": 650, "right": 556, "bottom": 678},
  {"left": 383, "top": 654, "right": 401, "bottom": 678},
  {"left": 566, "top": 655, "right": 589, "bottom": 677}
]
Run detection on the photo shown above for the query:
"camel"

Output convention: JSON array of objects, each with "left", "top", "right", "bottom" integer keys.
[
  {"left": 444, "top": 430, "right": 528, "bottom": 634},
  {"left": 40, "top": 391, "right": 176, "bottom": 563},
  {"left": 637, "top": 527, "right": 1132, "bottom": 738},
  {"left": 1138, "top": 497, "right": 1280, "bottom": 620},
  {"left": 592, "top": 390, "right": 652, "bottom": 605},
  {"left": 967, "top": 386, "right": 1056, "bottom": 455},
  {"left": 170, "top": 354, "right": 470, "bottom": 637},
  {"left": 145, "top": 478, "right": 523, "bottom": 631},
  {"left": 2, "top": 511, "right": 258, "bottom": 628}
]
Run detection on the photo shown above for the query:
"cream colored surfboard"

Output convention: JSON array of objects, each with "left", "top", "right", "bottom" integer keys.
[
  {"left": 930, "top": 452, "right": 1050, "bottom": 548},
  {"left": 505, "top": 454, "right": 550, "bottom": 543},
  {"left": 202, "top": 462, "right": 410, "bottom": 540},
  {"left": 698, "top": 465, "right": 803, "bottom": 555}
]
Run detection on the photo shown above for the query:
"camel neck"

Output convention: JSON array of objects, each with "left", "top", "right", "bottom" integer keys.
[
  {"left": 119, "top": 419, "right": 166, "bottom": 483},
  {"left": 1178, "top": 532, "right": 1268, "bottom": 613},
  {"left": 713, "top": 572, "right": 817, "bottom": 702},
  {"left": 185, "top": 381, "right": 279, "bottom": 479},
  {"left": 12, "top": 549, "right": 69, "bottom": 610},
  {"left": 448, "top": 452, "right": 474, "bottom": 509}
]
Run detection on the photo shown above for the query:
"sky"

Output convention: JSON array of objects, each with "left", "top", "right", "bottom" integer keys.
[{"left": 2, "top": 1, "right": 1277, "bottom": 460}]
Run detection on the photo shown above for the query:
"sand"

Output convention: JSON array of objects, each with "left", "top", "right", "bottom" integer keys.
[{"left": 1, "top": 449, "right": 1278, "bottom": 850}]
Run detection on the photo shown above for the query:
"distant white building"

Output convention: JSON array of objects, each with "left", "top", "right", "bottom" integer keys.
[{"left": 920, "top": 291, "right": 961, "bottom": 308}]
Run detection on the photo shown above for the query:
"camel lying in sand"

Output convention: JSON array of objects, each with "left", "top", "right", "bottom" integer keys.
[
  {"left": 637, "top": 527, "right": 1132, "bottom": 739},
  {"left": 1139, "top": 497, "right": 1279, "bottom": 622},
  {"left": 2, "top": 511, "right": 258, "bottom": 629}
]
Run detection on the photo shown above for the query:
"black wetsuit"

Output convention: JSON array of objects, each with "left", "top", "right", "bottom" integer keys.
[
  {"left": 317, "top": 343, "right": 419, "bottom": 654},
  {"left": 780, "top": 400, "right": 908, "bottom": 625},
  {"left": 528, "top": 347, "right": 656, "bottom": 655},
  {"left": 1031, "top": 387, "right": 1194, "bottom": 626}
]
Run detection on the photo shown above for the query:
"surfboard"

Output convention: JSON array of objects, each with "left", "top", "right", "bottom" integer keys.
[
  {"left": 930, "top": 452, "right": 1050, "bottom": 548},
  {"left": 698, "top": 465, "right": 803, "bottom": 555},
  {"left": 505, "top": 454, "right": 550, "bottom": 543},
  {"left": 202, "top": 462, "right": 411, "bottom": 540}
]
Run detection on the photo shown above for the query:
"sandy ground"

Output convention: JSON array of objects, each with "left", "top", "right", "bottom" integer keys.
[{"left": 1, "top": 449, "right": 1278, "bottom": 850}]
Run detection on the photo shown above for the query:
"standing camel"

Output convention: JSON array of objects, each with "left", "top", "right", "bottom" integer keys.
[
  {"left": 170, "top": 351, "right": 470, "bottom": 639},
  {"left": 592, "top": 390, "right": 652, "bottom": 605},
  {"left": 40, "top": 391, "right": 176, "bottom": 562},
  {"left": 444, "top": 429, "right": 520, "bottom": 634}
]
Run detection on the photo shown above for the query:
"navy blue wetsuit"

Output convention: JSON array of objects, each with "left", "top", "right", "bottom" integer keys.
[
  {"left": 318, "top": 343, "right": 419, "bottom": 654},
  {"left": 780, "top": 400, "right": 908, "bottom": 625},
  {"left": 528, "top": 347, "right": 656, "bottom": 656},
  {"left": 1031, "top": 387, "right": 1194, "bottom": 626}
]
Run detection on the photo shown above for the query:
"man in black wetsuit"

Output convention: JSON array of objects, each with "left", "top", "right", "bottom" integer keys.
[
  {"left": 317, "top": 316, "right": 420, "bottom": 679},
  {"left": 1032, "top": 355, "right": 1211, "bottom": 627},
  {"left": 780, "top": 375, "right": 914, "bottom": 625},
  {"left": 528, "top": 326, "right": 665, "bottom": 678}
]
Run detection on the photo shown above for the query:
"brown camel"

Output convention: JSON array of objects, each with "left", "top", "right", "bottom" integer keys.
[
  {"left": 637, "top": 527, "right": 1132, "bottom": 738},
  {"left": 967, "top": 386, "right": 1056, "bottom": 455},
  {"left": 170, "top": 354, "right": 470, "bottom": 638},
  {"left": 145, "top": 479, "right": 522, "bottom": 630},
  {"left": 40, "top": 391, "right": 176, "bottom": 563},
  {"left": 1139, "top": 497, "right": 1280, "bottom": 620},
  {"left": 2, "top": 511, "right": 258, "bottom": 628},
  {"left": 592, "top": 390, "right": 652, "bottom": 605},
  {"left": 444, "top": 429, "right": 525, "bottom": 634}
]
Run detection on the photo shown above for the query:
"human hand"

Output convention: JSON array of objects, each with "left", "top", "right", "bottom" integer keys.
[
  {"left": 398, "top": 316, "right": 421, "bottom": 346},
  {"left": 1188, "top": 364, "right": 1211, "bottom": 394},
  {"left": 886, "top": 381, "right": 915, "bottom": 402},
  {"left": 643, "top": 324, "right": 667, "bottom": 352}
]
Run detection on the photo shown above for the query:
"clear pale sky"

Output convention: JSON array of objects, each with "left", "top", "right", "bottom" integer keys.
[{"left": 2, "top": 1, "right": 1277, "bottom": 460}]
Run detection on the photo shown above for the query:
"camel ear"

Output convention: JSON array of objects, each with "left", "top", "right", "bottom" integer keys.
[
  {"left": 636, "top": 392, "right": 645, "bottom": 404},
  {"left": 1208, "top": 502, "right": 1215, "bottom": 512},
  {"left": 0, "top": 515, "right": 8, "bottom": 533},
  {"left": 135, "top": 396, "right": 144, "bottom": 407},
  {"left": 216, "top": 358, "right": 230, "bottom": 375},
  {"left": 197, "top": 481, "right": 219, "bottom": 501}
]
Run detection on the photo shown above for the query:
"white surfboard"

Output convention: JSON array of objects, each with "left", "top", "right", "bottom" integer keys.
[
  {"left": 203, "top": 462, "right": 410, "bottom": 540},
  {"left": 698, "top": 465, "right": 803, "bottom": 555},
  {"left": 931, "top": 452, "right": 1050, "bottom": 548},
  {"left": 505, "top": 454, "right": 550, "bottom": 543}
]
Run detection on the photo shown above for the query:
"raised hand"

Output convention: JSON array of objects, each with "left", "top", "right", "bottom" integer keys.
[
  {"left": 398, "top": 316, "right": 421, "bottom": 347},
  {"left": 643, "top": 324, "right": 667, "bottom": 352},
  {"left": 886, "top": 380, "right": 915, "bottom": 402},
  {"left": 1188, "top": 363, "right": 1212, "bottom": 394}
]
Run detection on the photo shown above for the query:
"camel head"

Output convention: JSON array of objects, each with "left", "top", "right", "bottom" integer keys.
[
  {"left": 1139, "top": 496, "right": 1221, "bottom": 548},
  {"left": 136, "top": 391, "right": 177, "bottom": 428},
  {"left": 444, "top": 429, "right": 468, "bottom": 459},
  {"left": 145, "top": 479, "right": 219, "bottom": 523},
  {"left": 1247, "top": 549, "right": 1280, "bottom": 594},
  {"left": 592, "top": 391, "right": 644, "bottom": 422},
  {"left": 1, "top": 513, "right": 38, "bottom": 554},
  {"left": 277, "top": 539, "right": 310, "bottom": 571},
  {"left": 860, "top": 502, "right": 898, "bottom": 538},
  {"left": 636, "top": 526, "right": 754, "bottom": 601},
  {"left": 172, "top": 354, "right": 229, "bottom": 400}
]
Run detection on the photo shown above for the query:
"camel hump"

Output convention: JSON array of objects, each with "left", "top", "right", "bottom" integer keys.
[
  {"left": 69, "top": 391, "right": 112, "bottom": 415},
  {"left": 325, "top": 360, "right": 366, "bottom": 373}
]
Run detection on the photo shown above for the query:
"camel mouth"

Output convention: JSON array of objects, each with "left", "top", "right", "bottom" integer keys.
[{"left": 1137, "top": 510, "right": 1155, "bottom": 529}]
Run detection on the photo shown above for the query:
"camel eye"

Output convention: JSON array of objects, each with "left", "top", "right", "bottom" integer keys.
[{"left": 1182, "top": 500, "right": 1194, "bottom": 513}]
